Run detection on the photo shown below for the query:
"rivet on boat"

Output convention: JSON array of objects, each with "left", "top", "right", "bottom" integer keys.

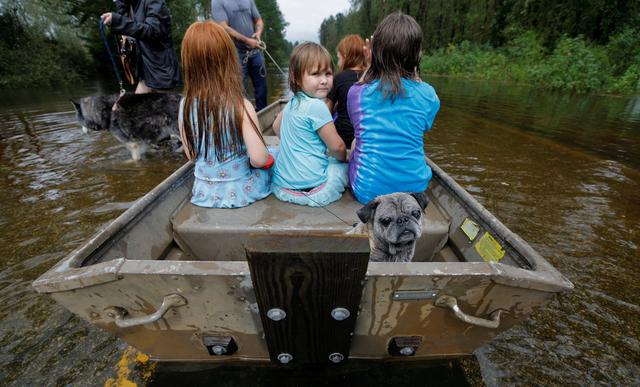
[
  {"left": 329, "top": 352, "right": 344, "bottom": 363},
  {"left": 400, "top": 347, "right": 415, "bottom": 356},
  {"left": 267, "top": 308, "right": 286, "bottom": 321},
  {"left": 331, "top": 307, "right": 350, "bottom": 321},
  {"left": 388, "top": 336, "right": 422, "bottom": 356},
  {"left": 277, "top": 353, "right": 292, "bottom": 364},
  {"left": 202, "top": 335, "right": 237, "bottom": 356}
]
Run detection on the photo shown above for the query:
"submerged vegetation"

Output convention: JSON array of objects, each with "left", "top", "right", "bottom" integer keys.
[
  {"left": 320, "top": 0, "right": 640, "bottom": 94},
  {"left": 0, "top": 0, "right": 290, "bottom": 89}
]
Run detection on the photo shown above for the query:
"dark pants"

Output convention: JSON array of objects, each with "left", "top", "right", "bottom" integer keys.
[{"left": 238, "top": 49, "right": 268, "bottom": 111}]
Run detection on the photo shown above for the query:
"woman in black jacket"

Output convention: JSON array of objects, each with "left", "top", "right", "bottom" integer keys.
[{"left": 101, "top": 0, "right": 181, "bottom": 93}]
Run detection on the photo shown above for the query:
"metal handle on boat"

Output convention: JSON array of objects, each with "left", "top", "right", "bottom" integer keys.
[
  {"left": 108, "top": 294, "right": 187, "bottom": 328},
  {"left": 434, "top": 295, "right": 502, "bottom": 329}
]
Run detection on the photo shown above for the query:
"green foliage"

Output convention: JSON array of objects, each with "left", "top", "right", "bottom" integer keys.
[
  {"left": 422, "top": 31, "right": 639, "bottom": 94},
  {"left": 422, "top": 42, "right": 508, "bottom": 80},
  {"left": 531, "top": 36, "right": 611, "bottom": 93},
  {"left": 320, "top": 11, "right": 361, "bottom": 56},
  {"left": 0, "top": 1, "right": 91, "bottom": 88},
  {"left": 503, "top": 27, "right": 545, "bottom": 62},
  {"left": 609, "top": 61, "right": 640, "bottom": 94},
  {"left": 320, "top": 0, "right": 640, "bottom": 94},
  {"left": 0, "top": 0, "right": 291, "bottom": 89},
  {"left": 606, "top": 28, "right": 640, "bottom": 76}
]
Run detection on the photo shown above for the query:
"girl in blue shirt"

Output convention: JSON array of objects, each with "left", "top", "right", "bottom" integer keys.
[
  {"left": 348, "top": 12, "right": 440, "bottom": 204},
  {"left": 272, "top": 42, "right": 348, "bottom": 207},
  {"left": 178, "top": 21, "right": 272, "bottom": 208}
]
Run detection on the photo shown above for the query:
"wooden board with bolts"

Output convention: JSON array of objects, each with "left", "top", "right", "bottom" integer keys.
[{"left": 246, "top": 234, "right": 370, "bottom": 364}]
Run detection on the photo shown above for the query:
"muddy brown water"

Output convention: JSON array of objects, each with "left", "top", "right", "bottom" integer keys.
[{"left": 1, "top": 74, "right": 638, "bottom": 386}]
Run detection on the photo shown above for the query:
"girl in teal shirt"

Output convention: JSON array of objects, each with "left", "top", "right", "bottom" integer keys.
[{"left": 272, "top": 42, "right": 348, "bottom": 207}]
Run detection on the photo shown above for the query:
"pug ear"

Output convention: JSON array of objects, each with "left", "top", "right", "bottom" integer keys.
[
  {"left": 356, "top": 198, "right": 380, "bottom": 223},
  {"left": 410, "top": 192, "right": 429, "bottom": 210}
]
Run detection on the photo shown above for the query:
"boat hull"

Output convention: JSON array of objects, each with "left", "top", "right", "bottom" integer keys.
[{"left": 33, "top": 99, "right": 572, "bottom": 363}]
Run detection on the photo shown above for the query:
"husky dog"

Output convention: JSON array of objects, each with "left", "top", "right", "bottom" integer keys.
[
  {"left": 71, "top": 92, "right": 182, "bottom": 160},
  {"left": 351, "top": 192, "right": 429, "bottom": 262}
]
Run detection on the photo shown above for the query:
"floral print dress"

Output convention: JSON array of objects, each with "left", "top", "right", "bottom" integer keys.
[{"left": 182, "top": 99, "right": 271, "bottom": 208}]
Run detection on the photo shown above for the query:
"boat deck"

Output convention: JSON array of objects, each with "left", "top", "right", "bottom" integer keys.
[
  {"left": 30, "top": 99, "right": 573, "bottom": 364},
  {"left": 169, "top": 191, "right": 452, "bottom": 262}
]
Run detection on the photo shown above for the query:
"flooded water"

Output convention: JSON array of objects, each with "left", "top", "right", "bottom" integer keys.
[{"left": 0, "top": 72, "right": 638, "bottom": 385}]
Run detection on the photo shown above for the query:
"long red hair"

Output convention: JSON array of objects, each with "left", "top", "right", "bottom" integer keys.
[{"left": 180, "top": 21, "right": 262, "bottom": 161}]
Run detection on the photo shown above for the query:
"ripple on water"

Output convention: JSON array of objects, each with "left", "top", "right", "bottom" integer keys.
[
  {"left": 428, "top": 77, "right": 640, "bottom": 385},
  {"left": 91, "top": 201, "right": 137, "bottom": 214}
]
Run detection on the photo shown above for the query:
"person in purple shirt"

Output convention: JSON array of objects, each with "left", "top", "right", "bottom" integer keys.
[{"left": 348, "top": 12, "right": 440, "bottom": 204}]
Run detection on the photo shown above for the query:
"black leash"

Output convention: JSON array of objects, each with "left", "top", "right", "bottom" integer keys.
[{"left": 99, "top": 19, "right": 125, "bottom": 96}]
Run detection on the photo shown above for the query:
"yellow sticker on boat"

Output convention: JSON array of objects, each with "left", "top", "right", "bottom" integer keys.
[
  {"left": 461, "top": 218, "right": 480, "bottom": 241},
  {"left": 475, "top": 232, "right": 505, "bottom": 262}
]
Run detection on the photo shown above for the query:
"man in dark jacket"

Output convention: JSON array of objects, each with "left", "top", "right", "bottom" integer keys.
[{"left": 101, "top": 0, "right": 181, "bottom": 93}]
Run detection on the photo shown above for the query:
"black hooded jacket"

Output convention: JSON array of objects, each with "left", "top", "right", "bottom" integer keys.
[{"left": 110, "top": 0, "right": 181, "bottom": 89}]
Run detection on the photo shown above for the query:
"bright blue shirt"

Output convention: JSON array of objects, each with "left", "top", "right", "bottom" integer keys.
[
  {"left": 273, "top": 92, "right": 334, "bottom": 189},
  {"left": 347, "top": 78, "right": 440, "bottom": 204}
]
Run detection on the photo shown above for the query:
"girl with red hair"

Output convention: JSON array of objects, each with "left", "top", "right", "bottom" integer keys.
[
  {"left": 178, "top": 21, "right": 272, "bottom": 208},
  {"left": 327, "top": 35, "right": 367, "bottom": 147}
]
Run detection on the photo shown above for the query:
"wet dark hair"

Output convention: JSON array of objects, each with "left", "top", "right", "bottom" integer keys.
[{"left": 361, "top": 12, "right": 422, "bottom": 100}]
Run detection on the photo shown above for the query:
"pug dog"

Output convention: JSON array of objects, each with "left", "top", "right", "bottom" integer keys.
[{"left": 351, "top": 192, "right": 429, "bottom": 262}]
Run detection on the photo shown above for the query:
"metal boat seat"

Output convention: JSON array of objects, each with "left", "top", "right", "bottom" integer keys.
[{"left": 170, "top": 190, "right": 451, "bottom": 262}]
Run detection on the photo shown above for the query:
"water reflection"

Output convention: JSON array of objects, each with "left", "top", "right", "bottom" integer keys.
[
  {"left": 425, "top": 76, "right": 640, "bottom": 385},
  {"left": 0, "top": 74, "right": 638, "bottom": 385}
]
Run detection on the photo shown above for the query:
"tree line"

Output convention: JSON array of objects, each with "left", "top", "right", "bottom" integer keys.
[
  {"left": 0, "top": 0, "right": 290, "bottom": 89},
  {"left": 320, "top": 0, "right": 640, "bottom": 93}
]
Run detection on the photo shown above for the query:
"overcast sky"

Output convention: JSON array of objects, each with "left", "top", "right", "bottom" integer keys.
[{"left": 277, "top": 0, "right": 351, "bottom": 43}]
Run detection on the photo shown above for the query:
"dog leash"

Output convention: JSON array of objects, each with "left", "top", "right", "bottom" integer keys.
[
  {"left": 99, "top": 19, "right": 126, "bottom": 98},
  {"left": 289, "top": 185, "right": 353, "bottom": 227},
  {"left": 255, "top": 39, "right": 287, "bottom": 80}
]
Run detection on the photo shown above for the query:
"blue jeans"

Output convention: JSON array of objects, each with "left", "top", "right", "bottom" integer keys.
[{"left": 238, "top": 49, "right": 267, "bottom": 111}]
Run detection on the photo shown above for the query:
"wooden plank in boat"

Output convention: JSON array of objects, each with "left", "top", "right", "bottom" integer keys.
[{"left": 246, "top": 234, "right": 369, "bottom": 364}]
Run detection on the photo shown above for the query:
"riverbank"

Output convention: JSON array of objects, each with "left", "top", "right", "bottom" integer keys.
[{"left": 421, "top": 30, "right": 640, "bottom": 95}]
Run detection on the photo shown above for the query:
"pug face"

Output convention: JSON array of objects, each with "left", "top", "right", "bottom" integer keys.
[{"left": 356, "top": 192, "right": 429, "bottom": 262}]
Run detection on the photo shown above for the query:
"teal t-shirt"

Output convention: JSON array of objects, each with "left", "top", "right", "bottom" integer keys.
[{"left": 273, "top": 92, "right": 333, "bottom": 189}]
